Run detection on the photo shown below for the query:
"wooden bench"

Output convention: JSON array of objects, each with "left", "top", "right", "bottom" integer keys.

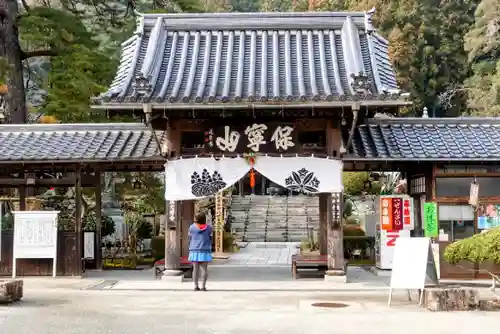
[
  {"left": 291, "top": 254, "right": 348, "bottom": 279},
  {"left": 154, "top": 256, "right": 193, "bottom": 279}
]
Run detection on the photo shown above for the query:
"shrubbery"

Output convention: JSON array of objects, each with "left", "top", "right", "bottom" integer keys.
[{"left": 444, "top": 227, "right": 500, "bottom": 264}]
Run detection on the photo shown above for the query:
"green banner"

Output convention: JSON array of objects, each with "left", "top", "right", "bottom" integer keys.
[{"left": 424, "top": 202, "right": 438, "bottom": 237}]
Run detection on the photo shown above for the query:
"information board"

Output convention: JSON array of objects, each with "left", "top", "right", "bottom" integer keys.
[
  {"left": 84, "top": 232, "right": 95, "bottom": 260},
  {"left": 12, "top": 211, "right": 59, "bottom": 278},
  {"left": 388, "top": 237, "right": 438, "bottom": 305}
]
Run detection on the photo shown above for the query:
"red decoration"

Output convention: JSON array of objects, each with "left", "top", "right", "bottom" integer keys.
[
  {"left": 244, "top": 153, "right": 257, "bottom": 189},
  {"left": 249, "top": 169, "right": 255, "bottom": 189}
]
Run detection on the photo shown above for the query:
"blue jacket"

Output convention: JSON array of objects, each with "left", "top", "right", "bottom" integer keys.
[{"left": 188, "top": 223, "right": 213, "bottom": 252}]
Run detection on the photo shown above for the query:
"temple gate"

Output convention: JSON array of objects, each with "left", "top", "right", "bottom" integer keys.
[{"left": 92, "top": 11, "right": 410, "bottom": 280}]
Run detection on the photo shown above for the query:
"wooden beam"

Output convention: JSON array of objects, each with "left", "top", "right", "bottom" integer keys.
[
  {"left": 75, "top": 168, "right": 83, "bottom": 276},
  {"left": 0, "top": 161, "right": 165, "bottom": 174},
  {"left": 0, "top": 175, "right": 99, "bottom": 187},
  {"left": 94, "top": 171, "right": 103, "bottom": 270},
  {"left": 19, "top": 172, "right": 26, "bottom": 211}
]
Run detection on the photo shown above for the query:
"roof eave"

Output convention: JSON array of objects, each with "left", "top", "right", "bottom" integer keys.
[
  {"left": 91, "top": 100, "right": 412, "bottom": 111},
  {"left": 343, "top": 157, "right": 500, "bottom": 162},
  {"left": 0, "top": 157, "right": 165, "bottom": 165},
  {"left": 366, "top": 117, "right": 500, "bottom": 125}
]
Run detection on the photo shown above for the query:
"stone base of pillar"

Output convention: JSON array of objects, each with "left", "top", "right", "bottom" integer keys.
[
  {"left": 324, "top": 270, "right": 347, "bottom": 283},
  {"left": 161, "top": 270, "right": 183, "bottom": 282}
]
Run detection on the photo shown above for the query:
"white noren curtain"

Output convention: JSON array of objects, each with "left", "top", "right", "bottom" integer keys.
[
  {"left": 165, "top": 157, "right": 250, "bottom": 201},
  {"left": 254, "top": 156, "right": 343, "bottom": 194}
]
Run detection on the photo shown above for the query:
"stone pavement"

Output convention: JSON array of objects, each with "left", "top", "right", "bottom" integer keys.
[
  {"left": 225, "top": 242, "right": 300, "bottom": 266},
  {"left": 0, "top": 284, "right": 498, "bottom": 334},
  {"left": 106, "top": 266, "right": 390, "bottom": 291},
  {"left": 3, "top": 243, "right": 497, "bottom": 333}
]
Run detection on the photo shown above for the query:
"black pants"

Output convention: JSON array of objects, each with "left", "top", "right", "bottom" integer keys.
[{"left": 193, "top": 262, "right": 208, "bottom": 288}]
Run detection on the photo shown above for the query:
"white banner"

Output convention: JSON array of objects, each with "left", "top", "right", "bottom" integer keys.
[
  {"left": 165, "top": 157, "right": 250, "bottom": 201},
  {"left": 255, "top": 156, "right": 343, "bottom": 194},
  {"left": 165, "top": 156, "right": 344, "bottom": 201}
]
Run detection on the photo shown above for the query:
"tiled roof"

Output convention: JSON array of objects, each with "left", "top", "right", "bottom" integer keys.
[
  {"left": 99, "top": 11, "right": 402, "bottom": 106},
  {"left": 347, "top": 118, "right": 500, "bottom": 161},
  {"left": 0, "top": 123, "right": 162, "bottom": 163}
]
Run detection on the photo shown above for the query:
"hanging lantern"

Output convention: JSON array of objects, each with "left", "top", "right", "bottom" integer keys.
[
  {"left": 249, "top": 168, "right": 255, "bottom": 189},
  {"left": 244, "top": 152, "right": 257, "bottom": 189}
]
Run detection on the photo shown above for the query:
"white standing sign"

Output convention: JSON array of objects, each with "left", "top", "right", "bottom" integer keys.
[
  {"left": 12, "top": 211, "right": 59, "bottom": 278},
  {"left": 388, "top": 237, "right": 439, "bottom": 306},
  {"left": 84, "top": 232, "right": 95, "bottom": 260}
]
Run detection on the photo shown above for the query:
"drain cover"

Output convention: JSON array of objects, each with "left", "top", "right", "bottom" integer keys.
[{"left": 311, "top": 302, "right": 348, "bottom": 308}]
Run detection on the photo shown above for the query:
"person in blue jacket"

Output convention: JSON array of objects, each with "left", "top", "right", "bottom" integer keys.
[{"left": 188, "top": 212, "right": 213, "bottom": 291}]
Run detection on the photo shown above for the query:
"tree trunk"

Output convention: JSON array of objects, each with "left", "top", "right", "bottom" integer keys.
[{"left": 0, "top": 0, "right": 27, "bottom": 124}]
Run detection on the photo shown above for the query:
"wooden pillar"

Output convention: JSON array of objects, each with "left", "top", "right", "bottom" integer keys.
[
  {"left": 164, "top": 200, "right": 180, "bottom": 272},
  {"left": 318, "top": 194, "right": 327, "bottom": 255},
  {"left": 326, "top": 193, "right": 344, "bottom": 274},
  {"left": 325, "top": 119, "right": 345, "bottom": 278},
  {"left": 18, "top": 172, "right": 26, "bottom": 211},
  {"left": 164, "top": 120, "right": 182, "bottom": 275},
  {"left": 94, "top": 171, "right": 102, "bottom": 270},
  {"left": 319, "top": 119, "right": 337, "bottom": 255},
  {"left": 75, "top": 167, "right": 83, "bottom": 276},
  {"left": 180, "top": 200, "right": 194, "bottom": 257}
]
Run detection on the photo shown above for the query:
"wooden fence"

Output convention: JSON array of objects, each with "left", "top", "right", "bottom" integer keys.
[{"left": 0, "top": 232, "right": 81, "bottom": 276}]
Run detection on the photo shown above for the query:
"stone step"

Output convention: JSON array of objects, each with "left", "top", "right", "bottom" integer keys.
[
  {"left": 230, "top": 194, "right": 320, "bottom": 242},
  {"left": 245, "top": 225, "right": 267, "bottom": 230}
]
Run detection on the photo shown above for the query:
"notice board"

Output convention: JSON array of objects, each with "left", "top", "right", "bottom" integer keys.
[{"left": 12, "top": 211, "right": 59, "bottom": 278}]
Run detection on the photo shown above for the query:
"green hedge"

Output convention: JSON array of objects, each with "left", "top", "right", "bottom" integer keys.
[
  {"left": 444, "top": 227, "right": 500, "bottom": 264},
  {"left": 151, "top": 236, "right": 165, "bottom": 260}
]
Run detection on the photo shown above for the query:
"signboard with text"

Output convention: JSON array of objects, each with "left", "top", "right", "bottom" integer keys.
[
  {"left": 424, "top": 202, "right": 438, "bottom": 237},
  {"left": 12, "top": 211, "right": 59, "bottom": 278},
  {"left": 377, "top": 195, "right": 414, "bottom": 270},
  {"left": 379, "top": 195, "right": 414, "bottom": 231},
  {"left": 204, "top": 123, "right": 299, "bottom": 154}
]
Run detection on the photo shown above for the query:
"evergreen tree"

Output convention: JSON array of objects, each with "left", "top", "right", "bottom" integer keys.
[
  {"left": 0, "top": 0, "right": 204, "bottom": 124},
  {"left": 346, "top": 0, "right": 478, "bottom": 116},
  {"left": 232, "top": 0, "right": 261, "bottom": 11},
  {"left": 464, "top": 0, "right": 500, "bottom": 115}
]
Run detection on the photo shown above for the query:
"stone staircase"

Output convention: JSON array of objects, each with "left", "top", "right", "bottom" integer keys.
[
  {"left": 265, "top": 197, "right": 287, "bottom": 241},
  {"left": 230, "top": 195, "right": 319, "bottom": 242},
  {"left": 229, "top": 196, "right": 251, "bottom": 238}
]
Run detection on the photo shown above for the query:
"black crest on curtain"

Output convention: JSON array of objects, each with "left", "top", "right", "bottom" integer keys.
[
  {"left": 190, "top": 169, "right": 227, "bottom": 197},
  {"left": 285, "top": 168, "right": 320, "bottom": 193}
]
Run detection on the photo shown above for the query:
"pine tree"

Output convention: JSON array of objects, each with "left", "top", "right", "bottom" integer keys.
[{"left": 0, "top": 0, "right": 204, "bottom": 124}]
